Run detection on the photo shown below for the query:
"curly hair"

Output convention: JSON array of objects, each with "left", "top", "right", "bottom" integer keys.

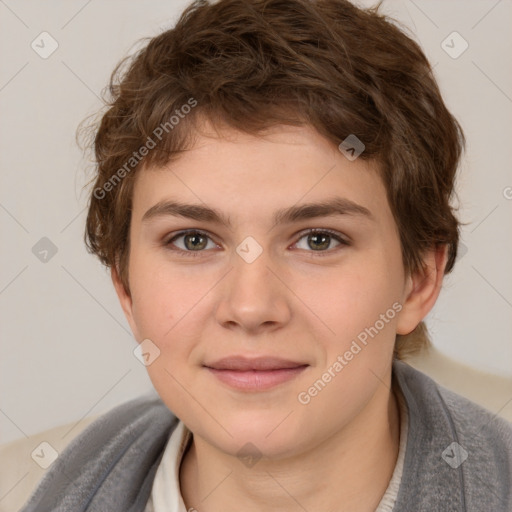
[{"left": 82, "top": 0, "right": 465, "bottom": 360}]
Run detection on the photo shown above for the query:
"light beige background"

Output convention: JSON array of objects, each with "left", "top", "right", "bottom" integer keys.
[{"left": 1, "top": 0, "right": 511, "bottom": 448}]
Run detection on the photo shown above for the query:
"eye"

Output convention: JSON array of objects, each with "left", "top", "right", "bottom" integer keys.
[
  {"left": 164, "top": 230, "right": 218, "bottom": 257},
  {"left": 293, "top": 229, "right": 349, "bottom": 255}
]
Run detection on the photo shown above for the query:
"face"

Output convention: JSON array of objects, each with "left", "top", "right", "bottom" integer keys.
[{"left": 115, "top": 122, "right": 418, "bottom": 459}]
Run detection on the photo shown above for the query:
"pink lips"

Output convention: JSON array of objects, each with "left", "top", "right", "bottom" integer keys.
[{"left": 204, "top": 356, "right": 309, "bottom": 391}]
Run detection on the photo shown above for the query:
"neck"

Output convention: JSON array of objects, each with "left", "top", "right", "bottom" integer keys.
[{"left": 180, "top": 379, "right": 400, "bottom": 512}]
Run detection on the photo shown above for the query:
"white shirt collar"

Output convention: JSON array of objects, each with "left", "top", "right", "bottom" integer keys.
[{"left": 144, "top": 420, "right": 192, "bottom": 512}]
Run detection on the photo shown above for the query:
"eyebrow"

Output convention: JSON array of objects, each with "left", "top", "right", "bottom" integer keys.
[{"left": 141, "top": 197, "right": 374, "bottom": 229}]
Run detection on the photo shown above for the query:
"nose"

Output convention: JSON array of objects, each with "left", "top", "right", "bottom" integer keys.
[{"left": 214, "top": 245, "right": 292, "bottom": 335}]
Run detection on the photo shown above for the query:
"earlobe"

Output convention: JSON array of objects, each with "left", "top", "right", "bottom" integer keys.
[{"left": 396, "top": 245, "right": 449, "bottom": 335}]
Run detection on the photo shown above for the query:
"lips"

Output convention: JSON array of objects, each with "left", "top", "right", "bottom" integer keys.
[
  {"left": 204, "top": 356, "right": 308, "bottom": 371},
  {"left": 203, "top": 356, "right": 309, "bottom": 391}
]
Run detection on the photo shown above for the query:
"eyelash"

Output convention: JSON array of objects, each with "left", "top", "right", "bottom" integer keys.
[{"left": 163, "top": 228, "right": 350, "bottom": 258}]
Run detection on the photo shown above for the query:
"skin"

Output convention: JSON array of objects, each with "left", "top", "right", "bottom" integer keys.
[{"left": 112, "top": 120, "right": 448, "bottom": 512}]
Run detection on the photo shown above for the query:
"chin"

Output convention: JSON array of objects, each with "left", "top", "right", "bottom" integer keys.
[{"left": 202, "top": 412, "right": 309, "bottom": 459}]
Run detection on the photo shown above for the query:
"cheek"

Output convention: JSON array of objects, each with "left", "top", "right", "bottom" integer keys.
[
  {"left": 128, "top": 259, "right": 204, "bottom": 374},
  {"left": 309, "top": 256, "right": 402, "bottom": 343},
  {"left": 130, "top": 286, "right": 173, "bottom": 341},
  {"left": 128, "top": 251, "right": 181, "bottom": 338},
  {"left": 295, "top": 268, "right": 401, "bottom": 429},
  {"left": 129, "top": 272, "right": 197, "bottom": 417}
]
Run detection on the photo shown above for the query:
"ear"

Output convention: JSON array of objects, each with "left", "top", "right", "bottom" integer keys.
[
  {"left": 111, "top": 266, "right": 140, "bottom": 340},
  {"left": 396, "top": 244, "right": 449, "bottom": 335}
]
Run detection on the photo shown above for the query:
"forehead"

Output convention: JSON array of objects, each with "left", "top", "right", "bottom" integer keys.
[{"left": 130, "top": 122, "right": 391, "bottom": 228}]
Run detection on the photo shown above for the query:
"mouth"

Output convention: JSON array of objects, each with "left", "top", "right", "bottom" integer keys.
[{"left": 203, "top": 356, "right": 309, "bottom": 391}]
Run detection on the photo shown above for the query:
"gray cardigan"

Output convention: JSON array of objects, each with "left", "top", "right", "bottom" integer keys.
[{"left": 20, "top": 361, "right": 512, "bottom": 511}]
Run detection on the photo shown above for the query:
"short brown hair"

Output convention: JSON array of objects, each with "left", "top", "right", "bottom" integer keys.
[{"left": 82, "top": 0, "right": 465, "bottom": 360}]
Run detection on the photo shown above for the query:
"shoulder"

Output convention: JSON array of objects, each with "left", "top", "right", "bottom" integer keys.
[
  {"left": 432, "top": 378, "right": 512, "bottom": 502},
  {"left": 394, "top": 358, "right": 512, "bottom": 449},
  {"left": 0, "top": 416, "right": 98, "bottom": 512},
  {"left": 0, "top": 392, "right": 173, "bottom": 512},
  {"left": 405, "top": 344, "right": 512, "bottom": 422},
  {"left": 400, "top": 346, "right": 512, "bottom": 461},
  {"left": 393, "top": 359, "right": 512, "bottom": 511}
]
